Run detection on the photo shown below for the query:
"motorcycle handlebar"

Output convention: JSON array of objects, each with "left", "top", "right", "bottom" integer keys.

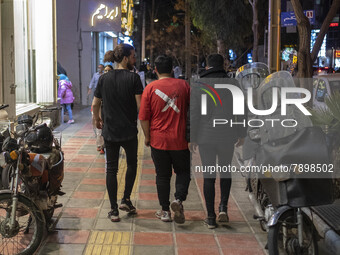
[
  {"left": 39, "top": 107, "right": 60, "bottom": 112},
  {"left": 32, "top": 123, "right": 47, "bottom": 131},
  {"left": 0, "top": 104, "right": 9, "bottom": 110}
]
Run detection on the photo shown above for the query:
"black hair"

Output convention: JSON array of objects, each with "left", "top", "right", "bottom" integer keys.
[
  {"left": 98, "top": 64, "right": 104, "bottom": 68},
  {"left": 104, "top": 44, "right": 135, "bottom": 63},
  {"left": 207, "top": 54, "right": 224, "bottom": 68},
  {"left": 155, "top": 55, "right": 173, "bottom": 74},
  {"left": 105, "top": 64, "right": 113, "bottom": 70}
]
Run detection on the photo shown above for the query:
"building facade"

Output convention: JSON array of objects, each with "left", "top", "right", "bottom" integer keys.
[
  {"left": 57, "top": 0, "right": 122, "bottom": 105},
  {"left": 1, "top": 0, "right": 57, "bottom": 120}
]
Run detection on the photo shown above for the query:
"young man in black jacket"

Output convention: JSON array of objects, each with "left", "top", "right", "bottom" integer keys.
[{"left": 190, "top": 54, "right": 246, "bottom": 228}]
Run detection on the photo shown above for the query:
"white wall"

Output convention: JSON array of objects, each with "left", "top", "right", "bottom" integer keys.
[
  {"left": 1, "top": 0, "right": 16, "bottom": 119},
  {"left": 57, "top": 0, "right": 81, "bottom": 104},
  {"left": 35, "top": 0, "right": 54, "bottom": 104},
  {"left": 81, "top": 32, "right": 93, "bottom": 105}
]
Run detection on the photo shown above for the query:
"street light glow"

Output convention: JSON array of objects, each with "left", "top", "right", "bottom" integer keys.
[{"left": 154, "top": 19, "right": 159, "bottom": 22}]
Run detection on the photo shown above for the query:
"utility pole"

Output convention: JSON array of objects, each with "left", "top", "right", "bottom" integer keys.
[
  {"left": 268, "top": 0, "right": 281, "bottom": 73},
  {"left": 185, "top": 0, "right": 191, "bottom": 81},
  {"left": 141, "top": 0, "right": 146, "bottom": 61},
  {"left": 150, "top": 0, "right": 155, "bottom": 66}
]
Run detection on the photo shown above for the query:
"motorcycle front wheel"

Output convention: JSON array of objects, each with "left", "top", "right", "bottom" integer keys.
[
  {"left": 1, "top": 164, "right": 14, "bottom": 189},
  {"left": 0, "top": 193, "right": 44, "bottom": 255},
  {"left": 268, "top": 209, "right": 318, "bottom": 255}
]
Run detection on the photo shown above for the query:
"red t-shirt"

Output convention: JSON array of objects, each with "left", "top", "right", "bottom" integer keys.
[{"left": 139, "top": 78, "right": 190, "bottom": 150}]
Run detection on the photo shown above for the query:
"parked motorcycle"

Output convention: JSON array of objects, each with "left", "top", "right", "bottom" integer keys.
[
  {"left": 236, "top": 68, "right": 337, "bottom": 254},
  {"left": 0, "top": 105, "right": 12, "bottom": 190},
  {"left": 235, "top": 63, "right": 272, "bottom": 231},
  {"left": 2, "top": 107, "right": 62, "bottom": 190},
  {"left": 0, "top": 115, "right": 64, "bottom": 254}
]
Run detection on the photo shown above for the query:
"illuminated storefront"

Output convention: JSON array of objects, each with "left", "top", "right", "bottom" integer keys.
[
  {"left": 1, "top": 0, "right": 57, "bottom": 120},
  {"left": 335, "top": 50, "right": 340, "bottom": 70},
  {"left": 121, "top": 0, "right": 134, "bottom": 36}
]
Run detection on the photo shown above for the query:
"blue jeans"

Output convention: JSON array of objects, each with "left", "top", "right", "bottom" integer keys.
[{"left": 64, "top": 104, "right": 73, "bottom": 120}]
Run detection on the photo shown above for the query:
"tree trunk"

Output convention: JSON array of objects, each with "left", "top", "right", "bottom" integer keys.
[
  {"left": 291, "top": 0, "right": 313, "bottom": 80},
  {"left": 150, "top": 0, "right": 155, "bottom": 66},
  {"left": 216, "top": 39, "right": 231, "bottom": 69},
  {"left": 291, "top": 0, "right": 313, "bottom": 107},
  {"left": 311, "top": 0, "right": 340, "bottom": 62},
  {"left": 216, "top": 39, "right": 225, "bottom": 55},
  {"left": 185, "top": 0, "right": 191, "bottom": 80},
  {"left": 250, "top": 0, "right": 259, "bottom": 62}
]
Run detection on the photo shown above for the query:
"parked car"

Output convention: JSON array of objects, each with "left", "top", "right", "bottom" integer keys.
[
  {"left": 313, "top": 73, "right": 340, "bottom": 109},
  {"left": 313, "top": 66, "right": 335, "bottom": 76}
]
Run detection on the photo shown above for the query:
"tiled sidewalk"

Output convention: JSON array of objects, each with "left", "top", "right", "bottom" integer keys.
[{"left": 37, "top": 114, "right": 267, "bottom": 255}]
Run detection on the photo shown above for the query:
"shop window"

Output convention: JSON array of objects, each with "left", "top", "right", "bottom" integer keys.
[
  {"left": 14, "top": 0, "right": 54, "bottom": 106},
  {"left": 92, "top": 31, "right": 116, "bottom": 74},
  {"left": 14, "top": 0, "right": 35, "bottom": 104}
]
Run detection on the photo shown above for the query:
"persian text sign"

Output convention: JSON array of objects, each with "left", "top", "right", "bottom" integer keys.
[{"left": 281, "top": 10, "right": 315, "bottom": 27}]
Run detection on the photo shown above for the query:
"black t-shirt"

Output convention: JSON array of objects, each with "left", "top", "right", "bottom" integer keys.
[{"left": 94, "top": 69, "right": 143, "bottom": 142}]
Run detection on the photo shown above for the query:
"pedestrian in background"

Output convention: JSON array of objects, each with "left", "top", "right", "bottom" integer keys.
[
  {"left": 104, "top": 65, "right": 113, "bottom": 73},
  {"left": 88, "top": 64, "right": 104, "bottom": 96},
  {"left": 58, "top": 74, "right": 75, "bottom": 124},
  {"left": 139, "top": 55, "right": 191, "bottom": 224},
  {"left": 190, "top": 54, "right": 246, "bottom": 229},
  {"left": 173, "top": 65, "right": 182, "bottom": 79},
  {"left": 95, "top": 64, "right": 114, "bottom": 154},
  {"left": 92, "top": 44, "right": 143, "bottom": 222},
  {"left": 89, "top": 64, "right": 105, "bottom": 150}
]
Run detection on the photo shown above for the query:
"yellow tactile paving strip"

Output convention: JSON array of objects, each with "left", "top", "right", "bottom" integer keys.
[
  {"left": 85, "top": 231, "right": 132, "bottom": 255},
  {"left": 85, "top": 129, "right": 145, "bottom": 255}
]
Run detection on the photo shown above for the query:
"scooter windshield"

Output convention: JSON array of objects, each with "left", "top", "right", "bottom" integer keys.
[
  {"left": 257, "top": 71, "right": 300, "bottom": 110},
  {"left": 236, "top": 62, "right": 270, "bottom": 91},
  {"left": 255, "top": 71, "right": 313, "bottom": 143}
]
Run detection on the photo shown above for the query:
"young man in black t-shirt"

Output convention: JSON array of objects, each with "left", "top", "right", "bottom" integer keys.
[{"left": 92, "top": 44, "right": 143, "bottom": 222}]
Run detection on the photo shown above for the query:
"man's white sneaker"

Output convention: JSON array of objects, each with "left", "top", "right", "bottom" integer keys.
[{"left": 155, "top": 210, "right": 172, "bottom": 222}]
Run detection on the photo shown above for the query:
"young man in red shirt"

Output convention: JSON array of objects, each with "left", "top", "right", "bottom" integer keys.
[{"left": 139, "top": 55, "right": 191, "bottom": 223}]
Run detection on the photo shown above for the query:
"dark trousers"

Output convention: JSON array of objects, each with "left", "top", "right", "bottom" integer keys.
[
  {"left": 105, "top": 137, "right": 138, "bottom": 209},
  {"left": 199, "top": 143, "right": 234, "bottom": 218},
  {"left": 151, "top": 147, "right": 191, "bottom": 211}
]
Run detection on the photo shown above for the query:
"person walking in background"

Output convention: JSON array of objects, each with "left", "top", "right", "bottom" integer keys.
[
  {"left": 58, "top": 74, "right": 75, "bottom": 124},
  {"left": 139, "top": 62, "right": 147, "bottom": 88},
  {"left": 104, "top": 65, "right": 113, "bottom": 73},
  {"left": 95, "top": 64, "right": 114, "bottom": 154},
  {"left": 190, "top": 54, "right": 246, "bottom": 229},
  {"left": 89, "top": 64, "right": 106, "bottom": 151},
  {"left": 173, "top": 65, "right": 182, "bottom": 79},
  {"left": 92, "top": 44, "right": 143, "bottom": 222},
  {"left": 88, "top": 64, "right": 104, "bottom": 97},
  {"left": 139, "top": 55, "right": 191, "bottom": 224}
]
